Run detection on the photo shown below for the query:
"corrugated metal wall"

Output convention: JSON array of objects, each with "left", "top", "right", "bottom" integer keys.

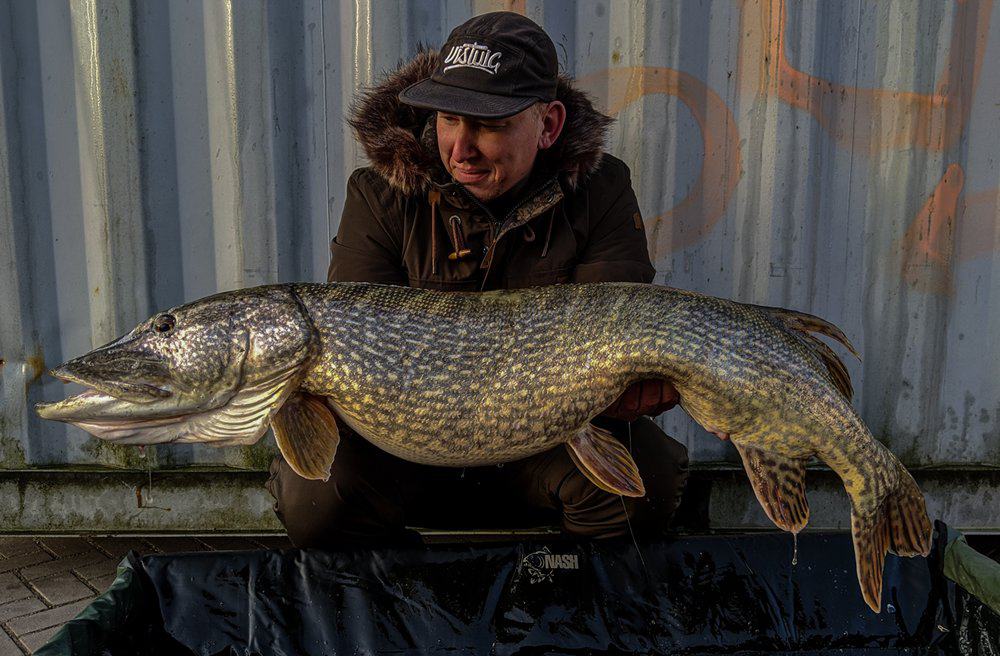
[{"left": 1, "top": 1, "right": 998, "bottom": 526}]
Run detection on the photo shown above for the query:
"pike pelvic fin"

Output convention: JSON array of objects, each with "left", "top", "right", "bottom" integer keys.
[
  {"left": 566, "top": 423, "right": 646, "bottom": 497},
  {"left": 734, "top": 443, "right": 810, "bottom": 533},
  {"left": 272, "top": 392, "right": 340, "bottom": 481},
  {"left": 764, "top": 307, "right": 859, "bottom": 400},
  {"left": 850, "top": 469, "right": 933, "bottom": 613}
]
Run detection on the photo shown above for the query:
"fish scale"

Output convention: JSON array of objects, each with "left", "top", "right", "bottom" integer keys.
[
  {"left": 297, "top": 283, "right": 823, "bottom": 465},
  {"left": 297, "top": 283, "right": 638, "bottom": 464}
]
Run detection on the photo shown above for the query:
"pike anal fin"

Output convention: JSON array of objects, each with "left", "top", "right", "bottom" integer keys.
[
  {"left": 734, "top": 443, "right": 810, "bottom": 534},
  {"left": 851, "top": 469, "right": 933, "bottom": 613},
  {"left": 272, "top": 392, "right": 340, "bottom": 481},
  {"left": 566, "top": 423, "right": 645, "bottom": 497}
]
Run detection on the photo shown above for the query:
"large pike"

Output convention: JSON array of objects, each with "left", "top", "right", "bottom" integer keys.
[{"left": 36, "top": 282, "right": 931, "bottom": 611}]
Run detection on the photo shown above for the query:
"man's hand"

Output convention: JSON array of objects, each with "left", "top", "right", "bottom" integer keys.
[{"left": 601, "top": 379, "right": 679, "bottom": 422}]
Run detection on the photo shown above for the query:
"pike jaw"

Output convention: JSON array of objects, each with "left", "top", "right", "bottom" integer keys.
[{"left": 36, "top": 286, "right": 315, "bottom": 447}]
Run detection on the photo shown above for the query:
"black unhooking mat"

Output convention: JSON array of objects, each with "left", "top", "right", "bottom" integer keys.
[{"left": 35, "top": 522, "right": 1000, "bottom": 655}]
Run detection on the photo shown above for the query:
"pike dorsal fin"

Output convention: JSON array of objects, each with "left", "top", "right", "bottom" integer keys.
[
  {"left": 734, "top": 442, "right": 810, "bottom": 534},
  {"left": 763, "top": 307, "right": 859, "bottom": 400},
  {"left": 566, "top": 423, "right": 645, "bottom": 497},
  {"left": 272, "top": 392, "right": 340, "bottom": 481}
]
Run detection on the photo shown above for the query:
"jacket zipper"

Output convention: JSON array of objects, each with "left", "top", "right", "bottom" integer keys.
[
  {"left": 453, "top": 177, "right": 554, "bottom": 233},
  {"left": 449, "top": 178, "right": 558, "bottom": 289}
]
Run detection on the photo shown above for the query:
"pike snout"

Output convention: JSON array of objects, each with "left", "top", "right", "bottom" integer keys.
[{"left": 37, "top": 285, "right": 317, "bottom": 447}]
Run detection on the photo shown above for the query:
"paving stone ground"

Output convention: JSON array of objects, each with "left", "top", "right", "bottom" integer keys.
[{"left": 0, "top": 534, "right": 292, "bottom": 655}]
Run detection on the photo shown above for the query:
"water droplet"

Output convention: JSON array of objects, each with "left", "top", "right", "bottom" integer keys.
[
  {"left": 147, "top": 457, "right": 154, "bottom": 504},
  {"left": 887, "top": 603, "right": 896, "bottom": 613},
  {"left": 791, "top": 533, "right": 799, "bottom": 566}
]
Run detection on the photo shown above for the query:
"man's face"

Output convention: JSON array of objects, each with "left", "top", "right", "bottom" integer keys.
[{"left": 436, "top": 106, "right": 546, "bottom": 202}]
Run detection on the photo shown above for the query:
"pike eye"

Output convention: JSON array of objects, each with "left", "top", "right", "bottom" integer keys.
[{"left": 153, "top": 314, "right": 175, "bottom": 334}]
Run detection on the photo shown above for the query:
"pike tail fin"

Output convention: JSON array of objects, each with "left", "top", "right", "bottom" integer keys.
[
  {"left": 886, "top": 469, "right": 933, "bottom": 557},
  {"left": 850, "top": 469, "right": 932, "bottom": 613}
]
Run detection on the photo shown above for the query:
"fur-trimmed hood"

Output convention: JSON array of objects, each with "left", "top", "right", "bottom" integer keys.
[{"left": 348, "top": 50, "right": 613, "bottom": 196}]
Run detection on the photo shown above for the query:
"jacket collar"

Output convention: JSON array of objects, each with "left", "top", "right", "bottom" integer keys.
[{"left": 348, "top": 49, "right": 613, "bottom": 196}]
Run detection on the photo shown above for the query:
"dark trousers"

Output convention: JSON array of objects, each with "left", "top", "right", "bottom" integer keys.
[{"left": 265, "top": 417, "right": 689, "bottom": 548}]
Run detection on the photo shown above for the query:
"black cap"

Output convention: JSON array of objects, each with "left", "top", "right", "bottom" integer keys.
[{"left": 398, "top": 12, "right": 558, "bottom": 119}]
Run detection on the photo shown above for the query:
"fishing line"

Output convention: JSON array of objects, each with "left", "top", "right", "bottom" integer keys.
[
  {"left": 146, "top": 454, "right": 154, "bottom": 505},
  {"left": 621, "top": 422, "right": 648, "bottom": 575},
  {"left": 132, "top": 447, "right": 171, "bottom": 512},
  {"left": 139, "top": 445, "right": 154, "bottom": 504}
]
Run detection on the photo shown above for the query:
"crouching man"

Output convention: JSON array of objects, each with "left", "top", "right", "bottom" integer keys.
[{"left": 267, "top": 12, "right": 689, "bottom": 547}]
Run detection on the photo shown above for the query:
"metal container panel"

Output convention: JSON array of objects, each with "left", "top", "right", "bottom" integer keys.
[{"left": 1, "top": 2, "right": 997, "bottom": 509}]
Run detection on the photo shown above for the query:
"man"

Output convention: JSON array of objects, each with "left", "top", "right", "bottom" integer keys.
[{"left": 267, "top": 12, "right": 688, "bottom": 547}]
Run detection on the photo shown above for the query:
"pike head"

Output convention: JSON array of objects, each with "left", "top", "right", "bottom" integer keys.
[{"left": 36, "top": 286, "right": 316, "bottom": 447}]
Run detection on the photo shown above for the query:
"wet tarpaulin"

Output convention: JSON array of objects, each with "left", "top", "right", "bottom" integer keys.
[{"left": 35, "top": 524, "right": 1000, "bottom": 655}]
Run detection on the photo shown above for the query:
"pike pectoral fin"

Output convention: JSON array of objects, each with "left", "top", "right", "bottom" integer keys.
[
  {"left": 566, "top": 423, "right": 645, "bottom": 497},
  {"left": 272, "top": 392, "right": 340, "bottom": 482},
  {"left": 734, "top": 443, "right": 810, "bottom": 533}
]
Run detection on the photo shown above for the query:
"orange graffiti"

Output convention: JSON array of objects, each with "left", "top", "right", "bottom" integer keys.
[
  {"left": 578, "top": 67, "right": 743, "bottom": 258},
  {"left": 744, "top": 0, "right": 993, "bottom": 153},
  {"left": 572, "top": 1, "right": 995, "bottom": 267},
  {"left": 473, "top": 0, "right": 525, "bottom": 15},
  {"left": 502, "top": 0, "right": 526, "bottom": 14},
  {"left": 957, "top": 187, "right": 1000, "bottom": 262},
  {"left": 900, "top": 164, "right": 964, "bottom": 294}
]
